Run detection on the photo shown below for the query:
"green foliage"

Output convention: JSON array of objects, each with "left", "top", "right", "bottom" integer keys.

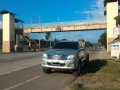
[
  {"left": 85, "top": 41, "right": 93, "bottom": 48},
  {"left": 45, "top": 32, "right": 51, "bottom": 41},
  {"left": 45, "top": 32, "right": 51, "bottom": 48},
  {"left": 98, "top": 32, "right": 107, "bottom": 48},
  {"left": 69, "top": 60, "right": 120, "bottom": 90},
  {"left": 114, "top": 15, "right": 120, "bottom": 25},
  {"left": 69, "top": 83, "right": 80, "bottom": 90},
  {"left": 114, "top": 15, "right": 120, "bottom": 21}
]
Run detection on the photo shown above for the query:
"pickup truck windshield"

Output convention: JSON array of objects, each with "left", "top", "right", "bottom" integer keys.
[{"left": 53, "top": 42, "right": 78, "bottom": 50}]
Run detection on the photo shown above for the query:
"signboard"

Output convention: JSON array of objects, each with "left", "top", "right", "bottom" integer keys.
[
  {"left": 111, "top": 45, "right": 119, "bottom": 50},
  {"left": 111, "top": 44, "right": 120, "bottom": 59},
  {"left": 113, "top": 28, "right": 120, "bottom": 35}
]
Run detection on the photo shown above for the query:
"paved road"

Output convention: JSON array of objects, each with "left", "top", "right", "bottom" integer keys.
[
  {"left": 0, "top": 52, "right": 76, "bottom": 90},
  {"left": 0, "top": 65, "right": 76, "bottom": 90},
  {"left": 0, "top": 49, "right": 111, "bottom": 90},
  {"left": 0, "top": 52, "right": 42, "bottom": 62}
]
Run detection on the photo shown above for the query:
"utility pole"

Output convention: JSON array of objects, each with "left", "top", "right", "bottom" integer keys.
[
  {"left": 38, "top": 16, "right": 41, "bottom": 50},
  {"left": 30, "top": 18, "right": 33, "bottom": 38},
  {"left": 28, "top": 18, "right": 33, "bottom": 49},
  {"left": 57, "top": 16, "right": 60, "bottom": 26}
]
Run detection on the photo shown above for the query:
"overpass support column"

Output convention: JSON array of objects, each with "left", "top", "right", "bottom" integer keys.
[
  {"left": 15, "top": 33, "right": 20, "bottom": 51},
  {"left": 16, "top": 34, "right": 20, "bottom": 46},
  {"left": 106, "top": 1, "right": 118, "bottom": 52},
  {"left": 2, "top": 13, "right": 15, "bottom": 53}
]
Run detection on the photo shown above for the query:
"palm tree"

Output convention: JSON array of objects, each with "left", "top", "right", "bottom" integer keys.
[
  {"left": 45, "top": 32, "right": 51, "bottom": 41},
  {"left": 45, "top": 32, "right": 51, "bottom": 47}
]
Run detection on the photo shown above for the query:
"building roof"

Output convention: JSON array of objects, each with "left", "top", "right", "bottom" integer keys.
[
  {"left": 104, "top": 0, "right": 120, "bottom": 7},
  {"left": 15, "top": 18, "right": 24, "bottom": 23},
  {"left": 110, "top": 37, "right": 120, "bottom": 44},
  {"left": 0, "top": 10, "right": 15, "bottom": 15}
]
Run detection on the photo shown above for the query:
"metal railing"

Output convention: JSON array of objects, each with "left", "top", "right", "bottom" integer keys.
[{"left": 24, "top": 20, "right": 106, "bottom": 28}]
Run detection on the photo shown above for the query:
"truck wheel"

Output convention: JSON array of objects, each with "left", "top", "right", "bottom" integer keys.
[
  {"left": 43, "top": 67, "right": 52, "bottom": 74},
  {"left": 85, "top": 54, "right": 89, "bottom": 66},
  {"left": 73, "top": 63, "right": 81, "bottom": 76}
]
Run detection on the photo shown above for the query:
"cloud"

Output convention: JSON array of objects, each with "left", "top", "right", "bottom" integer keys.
[{"left": 77, "top": 0, "right": 105, "bottom": 21}]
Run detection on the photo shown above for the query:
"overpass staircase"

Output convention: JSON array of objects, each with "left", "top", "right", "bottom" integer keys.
[{"left": 15, "top": 28, "right": 38, "bottom": 51}]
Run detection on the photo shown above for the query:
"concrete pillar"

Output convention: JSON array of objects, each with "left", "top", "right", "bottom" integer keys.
[
  {"left": 2, "top": 13, "right": 15, "bottom": 53},
  {"left": 106, "top": 1, "right": 118, "bottom": 52},
  {"left": 14, "top": 34, "right": 20, "bottom": 51},
  {"left": 16, "top": 34, "right": 20, "bottom": 46}
]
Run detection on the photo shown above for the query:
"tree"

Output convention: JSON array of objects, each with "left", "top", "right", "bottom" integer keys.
[
  {"left": 45, "top": 32, "right": 51, "bottom": 47},
  {"left": 45, "top": 32, "right": 51, "bottom": 41},
  {"left": 85, "top": 41, "right": 93, "bottom": 48},
  {"left": 98, "top": 32, "right": 107, "bottom": 48},
  {"left": 114, "top": 15, "right": 120, "bottom": 26}
]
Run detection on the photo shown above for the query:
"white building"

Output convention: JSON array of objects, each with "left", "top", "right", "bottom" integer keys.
[{"left": 110, "top": 37, "right": 120, "bottom": 59}]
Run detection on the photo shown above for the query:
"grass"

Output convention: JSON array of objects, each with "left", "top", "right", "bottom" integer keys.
[{"left": 69, "top": 60, "right": 120, "bottom": 90}]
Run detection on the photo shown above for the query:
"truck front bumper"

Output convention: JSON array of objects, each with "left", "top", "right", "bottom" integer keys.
[
  {"left": 41, "top": 59, "right": 77, "bottom": 70},
  {"left": 42, "top": 64, "right": 75, "bottom": 70}
]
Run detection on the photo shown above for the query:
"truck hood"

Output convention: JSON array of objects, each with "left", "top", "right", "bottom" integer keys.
[{"left": 46, "top": 49, "right": 78, "bottom": 56}]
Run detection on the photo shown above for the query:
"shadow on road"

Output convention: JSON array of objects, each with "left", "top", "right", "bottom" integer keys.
[{"left": 81, "top": 59, "right": 107, "bottom": 75}]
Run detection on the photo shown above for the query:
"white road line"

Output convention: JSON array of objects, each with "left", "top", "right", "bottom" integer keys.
[
  {"left": 3, "top": 75, "right": 42, "bottom": 90},
  {"left": 0, "top": 63, "right": 41, "bottom": 76},
  {"left": 0, "top": 54, "right": 40, "bottom": 59}
]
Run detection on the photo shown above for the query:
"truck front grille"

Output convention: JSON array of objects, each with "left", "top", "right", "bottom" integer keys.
[
  {"left": 47, "top": 62, "right": 65, "bottom": 66},
  {"left": 48, "top": 55, "right": 66, "bottom": 60}
]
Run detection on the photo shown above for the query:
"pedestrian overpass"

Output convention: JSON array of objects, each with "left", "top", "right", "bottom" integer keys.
[
  {"left": 0, "top": 1, "right": 119, "bottom": 53},
  {"left": 23, "top": 20, "right": 106, "bottom": 34}
]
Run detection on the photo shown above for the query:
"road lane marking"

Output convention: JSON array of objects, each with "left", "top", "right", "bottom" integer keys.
[
  {"left": 3, "top": 75, "right": 42, "bottom": 90},
  {"left": 0, "top": 54, "right": 41, "bottom": 59},
  {"left": 0, "top": 64, "right": 41, "bottom": 76}
]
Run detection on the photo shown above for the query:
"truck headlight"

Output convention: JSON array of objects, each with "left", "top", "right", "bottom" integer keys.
[
  {"left": 43, "top": 53, "right": 48, "bottom": 59},
  {"left": 68, "top": 63, "right": 75, "bottom": 67},
  {"left": 67, "top": 55, "right": 76, "bottom": 60}
]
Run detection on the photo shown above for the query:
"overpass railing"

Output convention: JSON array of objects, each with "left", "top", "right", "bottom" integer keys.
[{"left": 24, "top": 20, "right": 106, "bottom": 29}]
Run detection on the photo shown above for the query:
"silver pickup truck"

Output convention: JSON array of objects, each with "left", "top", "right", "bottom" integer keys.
[{"left": 41, "top": 41, "right": 89, "bottom": 76}]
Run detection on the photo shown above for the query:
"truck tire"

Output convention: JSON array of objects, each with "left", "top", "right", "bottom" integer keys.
[
  {"left": 85, "top": 54, "right": 89, "bottom": 66},
  {"left": 73, "top": 62, "right": 81, "bottom": 76},
  {"left": 43, "top": 67, "right": 52, "bottom": 74}
]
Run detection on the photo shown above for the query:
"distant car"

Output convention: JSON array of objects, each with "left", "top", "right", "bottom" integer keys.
[{"left": 41, "top": 41, "right": 89, "bottom": 76}]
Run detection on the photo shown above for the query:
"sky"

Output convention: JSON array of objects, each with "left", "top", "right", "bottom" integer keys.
[{"left": 0, "top": 0, "right": 106, "bottom": 43}]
